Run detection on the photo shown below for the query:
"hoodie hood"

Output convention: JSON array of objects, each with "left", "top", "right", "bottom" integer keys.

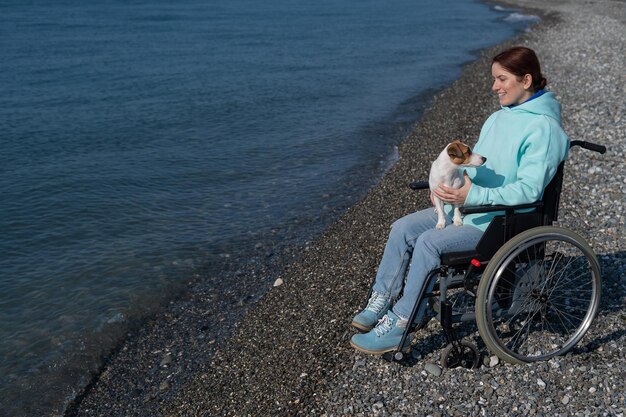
[{"left": 503, "top": 91, "right": 562, "bottom": 123}]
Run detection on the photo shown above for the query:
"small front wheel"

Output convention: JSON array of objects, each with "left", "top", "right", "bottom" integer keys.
[
  {"left": 440, "top": 340, "right": 480, "bottom": 369},
  {"left": 476, "top": 226, "right": 601, "bottom": 364}
]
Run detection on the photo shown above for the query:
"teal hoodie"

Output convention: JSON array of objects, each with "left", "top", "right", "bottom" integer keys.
[{"left": 451, "top": 91, "right": 570, "bottom": 231}]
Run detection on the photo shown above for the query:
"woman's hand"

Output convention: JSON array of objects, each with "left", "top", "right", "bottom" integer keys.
[{"left": 433, "top": 171, "right": 472, "bottom": 205}]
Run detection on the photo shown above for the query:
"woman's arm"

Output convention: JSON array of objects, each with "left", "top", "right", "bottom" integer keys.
[{"left": 464, "top": 121, "right": 568, "bottom": 207}]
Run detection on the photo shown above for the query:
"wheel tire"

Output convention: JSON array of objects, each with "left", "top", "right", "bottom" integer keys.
[
  {"left": 440, "top": 340, "right": 480, "bottom": 369},
  {"left": 476, "top": 226, "right": 601, "bottom": 365}
]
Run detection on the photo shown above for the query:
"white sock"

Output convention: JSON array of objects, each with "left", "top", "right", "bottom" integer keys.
[{"left": 393, "top": 309, "right": 408, "bottom": 328}]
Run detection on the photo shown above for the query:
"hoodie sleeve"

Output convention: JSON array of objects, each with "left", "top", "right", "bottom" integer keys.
[{"left": 465, "top": 117, "right": 567, "bottom": 207}]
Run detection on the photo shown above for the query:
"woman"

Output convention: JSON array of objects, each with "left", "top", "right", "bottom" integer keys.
[{"left": 350, "top": 46, "right": 570, "bottom": 355}]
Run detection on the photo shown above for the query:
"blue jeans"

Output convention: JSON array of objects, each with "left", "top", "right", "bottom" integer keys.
[{"left": 372, "top": 207, "right": 484, "bottom": 320}]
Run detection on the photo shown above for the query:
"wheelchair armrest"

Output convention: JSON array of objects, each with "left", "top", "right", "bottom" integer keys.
[
  {"left": 460, "top": 201, "right": 543, "bottom": 215},
  {"left": 408, "top": 181, "right": 543, "bottom": 216},
  {"left": 408, "top": 180, "right": 429, "bottom": 190}
]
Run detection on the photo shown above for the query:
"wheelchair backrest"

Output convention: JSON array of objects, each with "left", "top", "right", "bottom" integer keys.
[
  {"left": 472, "top": 140, "right": 607, "bottom": 261},
  {"left": 541, "top": 161, "right": 565, "bottom": 225},
  {"left": 474, "top": 161, "right": 565, "bottom": 260}
]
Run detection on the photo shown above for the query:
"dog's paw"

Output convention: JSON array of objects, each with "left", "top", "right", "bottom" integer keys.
[
  {"left": 453, "top": 218, "right": 463, "bottom": 226},
  {"left": 436, "top": 222, "right": 445, "bottom": 230}
]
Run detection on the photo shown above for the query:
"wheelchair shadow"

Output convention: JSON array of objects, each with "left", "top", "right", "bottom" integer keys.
[
  {"left": 576, "top": 327, "right": 626, "bottom": 354},
  {"left": 391, "top": 251, "right": 625, "bottom": 368},
  {"left": 574, "top": 250, "right": 626, "bottom": 353},
  {"left": 400, "top": 320, "right": 626, "bottom": 369},
  {"left": 596, "top": 251, "right": 625, "bottom": 315},
  {"left": 397, "top": 250, "right": 626, "bottom": 368}
]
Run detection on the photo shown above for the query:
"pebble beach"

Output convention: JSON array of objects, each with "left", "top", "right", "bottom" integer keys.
[{"left": 67, "top": 0, "right": 625, "bottom": 416}]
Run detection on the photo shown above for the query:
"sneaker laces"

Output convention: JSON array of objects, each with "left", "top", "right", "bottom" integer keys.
[
  {"left": 373, "top": 314, "right": 394, "bottom": 337},
  {"left": 365, "top": 292, "right": 389, "bottom": 314}
]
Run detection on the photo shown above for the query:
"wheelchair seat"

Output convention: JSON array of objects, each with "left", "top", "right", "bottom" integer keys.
[{"left": 440, "top": 250, "right": 479, "bottom": 266}]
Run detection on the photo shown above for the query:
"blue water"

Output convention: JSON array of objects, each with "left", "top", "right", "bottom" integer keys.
[{"left": 0, "top": 0, "right": 538, "bottom": 414}]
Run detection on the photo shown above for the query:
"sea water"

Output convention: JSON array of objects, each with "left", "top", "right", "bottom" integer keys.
[{"left": 0, "top": 0, "right": 537, "bottom": 414}]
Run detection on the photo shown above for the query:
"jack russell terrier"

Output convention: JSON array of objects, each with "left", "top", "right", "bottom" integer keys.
[{"left": 429, "top": 140, "right": 486, "bottom": 229}]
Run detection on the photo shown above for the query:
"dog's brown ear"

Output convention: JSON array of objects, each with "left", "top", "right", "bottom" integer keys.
[{"left": 447, "top": 142, "right": 465, "bottom": 159}]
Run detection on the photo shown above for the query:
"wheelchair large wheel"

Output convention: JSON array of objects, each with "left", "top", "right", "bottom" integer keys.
[{"left": 475, "top": 226, "right": 601, "bottom": 365}]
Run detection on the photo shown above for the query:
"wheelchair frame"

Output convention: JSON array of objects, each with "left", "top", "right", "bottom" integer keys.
[{"left": 364, "top": 140, "right": 606, "bottom": 368}]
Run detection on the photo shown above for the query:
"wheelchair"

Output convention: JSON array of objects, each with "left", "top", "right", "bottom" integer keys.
[{"left": 361, "top": 140, "right": 606, "bottom": 368}]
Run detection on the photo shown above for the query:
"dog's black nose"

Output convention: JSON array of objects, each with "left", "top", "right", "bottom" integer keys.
[{"left": 481, "top": 157, "right": 487, "bottom": 163}]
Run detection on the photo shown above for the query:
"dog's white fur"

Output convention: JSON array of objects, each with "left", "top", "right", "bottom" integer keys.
[{"left": 429, "top": 140, "right": 486, "bottom": 230}]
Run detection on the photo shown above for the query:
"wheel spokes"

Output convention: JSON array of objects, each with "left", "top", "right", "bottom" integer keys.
[{"left": 488, "top": 237, "right": 597, "bottom": 360}]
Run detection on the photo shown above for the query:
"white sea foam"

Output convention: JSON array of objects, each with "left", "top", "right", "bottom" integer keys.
[
  {"left": 504, "top": 12, "right": 541, "bottom": 23},
  {"left": 381, "top": 145, "right": 401, "bottom": 176}
]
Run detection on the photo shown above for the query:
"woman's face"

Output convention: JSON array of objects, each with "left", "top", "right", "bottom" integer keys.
[{"left": 491, "top": 62, "right": 533, "bottom": 106}]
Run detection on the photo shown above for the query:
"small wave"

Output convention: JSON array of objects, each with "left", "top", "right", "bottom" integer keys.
[
  {"left": 504, "top": 12, "right": 541, "bottom": 23},
  {"left": 381, "top": 145, "right": 400, "bottom": 176}
]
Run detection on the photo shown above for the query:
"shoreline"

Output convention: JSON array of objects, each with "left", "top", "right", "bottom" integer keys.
[{"left": 67, "top": 0, "right": 625, "bottom": 415}]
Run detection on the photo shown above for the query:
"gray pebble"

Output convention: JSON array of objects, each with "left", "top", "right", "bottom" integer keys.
[
  {"left": 425, "top": 363, "right": 443, "bottom": 377},
  {"left": 489, "top": 355, "right": 499, "bottom": 367},
  {"left": 159, "top": 353, "right": 173, "bottom": 367}
]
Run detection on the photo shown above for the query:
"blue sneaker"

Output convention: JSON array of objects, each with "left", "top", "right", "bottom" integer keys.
[
  {"left": 350, "top": 311, "right": 409, "bottom": 355},
  {"left": 351, "top": 291, "right": 391, "bottom": 332}
]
